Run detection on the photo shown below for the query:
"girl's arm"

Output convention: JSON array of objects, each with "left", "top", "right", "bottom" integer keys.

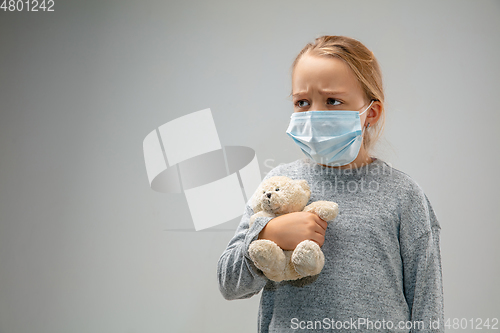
[
  {"left": 217, "top": 164, "right": 287, "bottom": 300},
  {"left": 400, "top": 191, "right": 445, "bottom": 332},
  {"left": 217, "top": 201, "right": 273, "bottom": 300}
]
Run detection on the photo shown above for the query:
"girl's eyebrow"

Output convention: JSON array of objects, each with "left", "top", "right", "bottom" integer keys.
[{"left": 292, "top": 90, "right": 347, "bottom": 97}]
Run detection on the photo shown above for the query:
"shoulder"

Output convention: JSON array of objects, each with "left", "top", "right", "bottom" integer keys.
[
  {"left": 373, "top": 160, "right": 428, "bottom": 200},
  {"left": 378, "top": 160, "right": 441, "bottom": 232}
]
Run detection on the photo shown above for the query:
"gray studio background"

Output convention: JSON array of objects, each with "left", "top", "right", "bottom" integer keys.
[{"left": 1, "top": 1, "right": 499, "bottom": 332}]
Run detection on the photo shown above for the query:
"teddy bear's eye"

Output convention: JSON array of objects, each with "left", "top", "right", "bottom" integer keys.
[
  {"left": 263, "top": 191, "right": 265, "bottom": 194},
  {"left": 275, "top": 188, "right": 279, "bottom": 191}
]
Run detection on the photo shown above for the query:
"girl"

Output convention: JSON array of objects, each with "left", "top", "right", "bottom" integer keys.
[{"left": 217, "top": 35, "right": 444, "bottom": 333}]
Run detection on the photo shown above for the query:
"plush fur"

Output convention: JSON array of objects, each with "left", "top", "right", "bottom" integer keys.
[{"left": 248, "top": 176, "right": 339, "bottom": 282}]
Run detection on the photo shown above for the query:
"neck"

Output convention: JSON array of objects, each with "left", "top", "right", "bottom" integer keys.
[{"left": 319, "top": 146, "right": 374, "bottom": 170}]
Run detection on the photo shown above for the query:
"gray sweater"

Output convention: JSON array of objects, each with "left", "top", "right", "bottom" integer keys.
[{"left": 217, "top": 157, "right": 444, "bottom": 333}]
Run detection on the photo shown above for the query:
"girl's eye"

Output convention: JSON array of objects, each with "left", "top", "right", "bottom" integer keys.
[
  {"left": 327, "top": 98, "right": 341, "bottom": 106},
  {"left": 295, "top": 100, "right": 309, "bottom": 108},
  {"left": 295, "top": 99, "right": 341, "bottom": 108}
]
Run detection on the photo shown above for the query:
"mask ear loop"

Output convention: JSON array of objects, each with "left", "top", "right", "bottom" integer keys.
[
  {"left": 360, "top": 100, "right": 374, "bottom": 135},
  {"left": 359, "top": 100, "right": 374, "bottom": 117}
]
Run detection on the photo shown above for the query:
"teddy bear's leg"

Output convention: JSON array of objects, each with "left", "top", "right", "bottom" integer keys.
[
  {"left": 303, "top": 201, "right": 339, "bottom": 222},
  {"left": 248, "top": 239, "right": 286, "bottom": 282},
  {"left": 291, "top": 240, "right": 325, "bottom": 277}
]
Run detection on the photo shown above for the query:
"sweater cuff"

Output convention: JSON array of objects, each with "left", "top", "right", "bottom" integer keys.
[{"left": 243, "top": 216, "right": 274, "bottom": 260}]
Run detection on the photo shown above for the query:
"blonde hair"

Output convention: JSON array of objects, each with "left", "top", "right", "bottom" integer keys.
[{"left": 289, "top": 35, "right": 386, "bottom": 153}]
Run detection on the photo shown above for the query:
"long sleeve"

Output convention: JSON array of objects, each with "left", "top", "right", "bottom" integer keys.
[
  {"left": 217, "top": 166, "right": 284, "bottom": 300},
  {"left": 400, "top": 191, "right": 444, "bottom": 332},
  {"left": 217, "top": 203, "right": 273, "bottom": 300}
]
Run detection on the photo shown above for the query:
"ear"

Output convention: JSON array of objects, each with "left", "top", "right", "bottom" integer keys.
[
  {"left": 365, "top": 100, "right": 383, "bottom": 127},
  {"left": 295, "top": 179, "right": 311, "bottom": 198}
]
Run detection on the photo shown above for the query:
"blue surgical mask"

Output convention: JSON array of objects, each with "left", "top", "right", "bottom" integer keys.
[{"left": 286, "top": 100, "right": 374, "bottom": 167}]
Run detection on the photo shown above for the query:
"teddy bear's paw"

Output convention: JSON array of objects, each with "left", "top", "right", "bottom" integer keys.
[
  {"left": 291, "top": 240, "right": 325, "bottom": 277},
  {"left": 303, "top": 201, "right": 339, "bottom": 222},
  {"left": 248, "top": 240, "right": 286, "bottom": 276}
]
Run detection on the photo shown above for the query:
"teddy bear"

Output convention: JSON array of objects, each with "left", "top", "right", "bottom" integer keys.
[{"left": 247, "top": 176, "right": 339, "bottom": 282}]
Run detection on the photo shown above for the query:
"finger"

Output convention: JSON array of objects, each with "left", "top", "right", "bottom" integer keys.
[
  {"left": 313, "top": 216, "right": 328, "bottom": 230},
  {"left": 310, "top": 228, "right": 324, "bottom": 241},
  {"left": 313, "top": 222, "right": 326, "bottom": 236},
  {"left": 302, "top": 212, "right": 326, "bottom": 230},
  {"left": 310, "top": 233, "right": 324, "bottom": 247}
]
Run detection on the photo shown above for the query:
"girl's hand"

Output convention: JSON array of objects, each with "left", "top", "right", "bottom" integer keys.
[{"left": 257, "top": 211, "right": 328, "bottom": 251}]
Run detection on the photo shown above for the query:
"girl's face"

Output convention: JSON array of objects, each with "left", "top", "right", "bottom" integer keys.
[
  {"left": 292, "top": 53, "right": 371, "bottom": 121},
  {"left": 291, "top": 53, "right": 381, "bottom": 168}
]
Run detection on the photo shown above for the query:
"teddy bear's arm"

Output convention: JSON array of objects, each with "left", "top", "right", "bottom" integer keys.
[{"left": 303, "top": 201, "right": 339, "bottom": 222}]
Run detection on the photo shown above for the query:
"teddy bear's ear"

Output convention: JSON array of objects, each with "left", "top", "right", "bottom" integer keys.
[{"left": 296, "top": 179, "right": 311, "bottom": 197}]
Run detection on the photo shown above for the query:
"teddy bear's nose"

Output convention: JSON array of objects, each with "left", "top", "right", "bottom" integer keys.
[{"left": 266, "top": 192, "right": 272, "bottom": 198}]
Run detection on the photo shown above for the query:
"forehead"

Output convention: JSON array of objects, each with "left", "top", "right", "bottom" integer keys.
[{"left": 292, "top": 53, "right": 362, "bottom": 95}]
